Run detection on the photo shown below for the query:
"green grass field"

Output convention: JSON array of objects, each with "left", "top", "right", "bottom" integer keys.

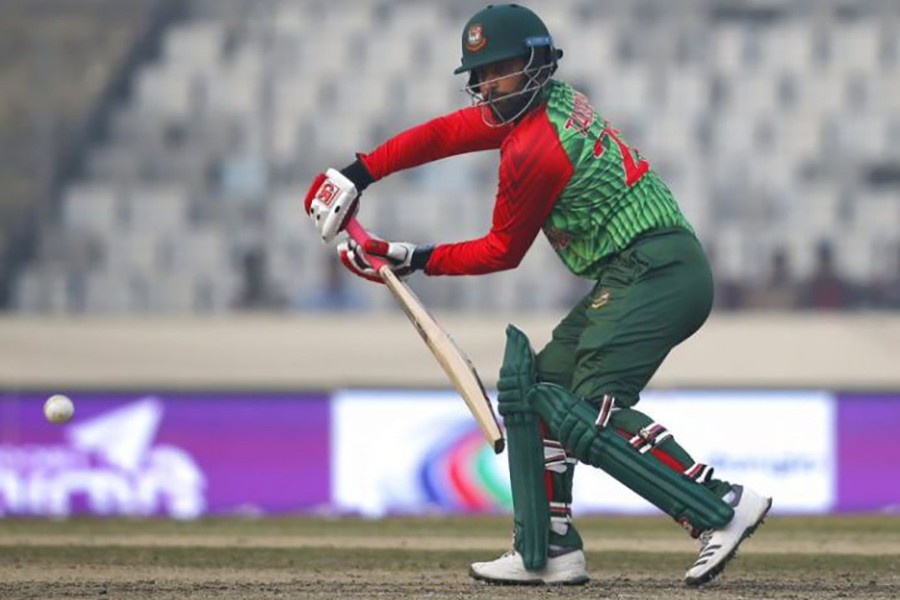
[{"left": 1, "top": 515, "right": 898, "bottom": 599}]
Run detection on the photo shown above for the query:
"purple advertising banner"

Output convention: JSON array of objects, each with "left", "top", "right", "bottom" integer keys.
[
  {"left": 0, "top": 391, "right": 330, "bottom": 518},
  {"left": 836, "top": 393, "right": 900, "bottom": 512}
]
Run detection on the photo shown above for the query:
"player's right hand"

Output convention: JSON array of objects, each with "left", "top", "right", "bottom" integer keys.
[
  {"left": 338, "top": 236, "right": 433, "bottom": 283},
  {"left": 303, "top": 168, "right": 359, "bottom": 243},
  {"left": 337, "top": 238, "right": 383, "bottom": 283}
]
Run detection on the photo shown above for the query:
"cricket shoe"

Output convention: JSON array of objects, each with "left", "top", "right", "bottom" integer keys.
[
  {"left": 684, "top": 485, "right": 773, "bottom": 587},
  {"left": 469, "top": 547, "right": 589, "bottom": 585}
]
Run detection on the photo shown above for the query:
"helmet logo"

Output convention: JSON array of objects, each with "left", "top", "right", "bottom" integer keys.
[{"left": 466, "top": 24, "right": 486, "bottom": 51}]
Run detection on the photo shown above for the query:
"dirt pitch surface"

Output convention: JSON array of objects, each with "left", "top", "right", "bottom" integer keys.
[{"left": 1, "top": 516, "right": 898, "bottom": 599}]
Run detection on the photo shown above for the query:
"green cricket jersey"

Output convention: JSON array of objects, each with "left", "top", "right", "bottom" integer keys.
[{"left": 540, "top": 80, "right": 693, "bottom": 278}]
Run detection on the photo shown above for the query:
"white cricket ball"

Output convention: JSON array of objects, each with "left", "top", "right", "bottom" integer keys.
[{"left": 44, "top": 394, "right": 74, "bottom": 424}]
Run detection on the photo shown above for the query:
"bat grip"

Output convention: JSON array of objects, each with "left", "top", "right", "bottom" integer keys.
[{"left": 344, "top": 217, "right": 389, "bottom": 272}]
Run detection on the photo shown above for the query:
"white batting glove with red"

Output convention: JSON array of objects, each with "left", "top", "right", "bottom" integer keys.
[
  {"left": 337, "top": 237, "right": 433, "bottom": 283},
  {"left": 303, "top": 168, "right": 359, "bottom": 243},
  {"left": 337, "top": 238, "right": 382, "bottom": 283}
]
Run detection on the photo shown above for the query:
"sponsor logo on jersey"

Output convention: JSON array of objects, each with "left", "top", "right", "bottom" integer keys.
[
  {"left": 315, "top": 182, "right": 339, "bottom": 207},
  {"left": 466, "top": 24, "right": 487, "bottom": 52}
]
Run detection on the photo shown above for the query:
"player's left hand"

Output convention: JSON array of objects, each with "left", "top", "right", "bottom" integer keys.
[{"left": 338, "top": 237, "right": 433, "bottom": 282}]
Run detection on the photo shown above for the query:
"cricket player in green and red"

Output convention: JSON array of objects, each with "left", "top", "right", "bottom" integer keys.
[{"left": 304, "top": 3, "right": 772, "bottom": 587}]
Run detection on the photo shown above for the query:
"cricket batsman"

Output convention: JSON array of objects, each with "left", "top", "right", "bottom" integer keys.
[{"left": 304, "top": 3, "right": 772, "bottom": 587}]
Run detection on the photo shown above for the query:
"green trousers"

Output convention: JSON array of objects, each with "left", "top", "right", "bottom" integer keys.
[
  {"left": 535, "top": 229, "right": 731, "bottom": 546},
  {"left": 537, "top": 228, "right": 713, "bottom": 404}
]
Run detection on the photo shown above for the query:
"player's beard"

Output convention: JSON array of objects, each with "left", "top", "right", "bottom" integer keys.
[{"left": 485, "top": 89, "right": 533, "bottom": 124}]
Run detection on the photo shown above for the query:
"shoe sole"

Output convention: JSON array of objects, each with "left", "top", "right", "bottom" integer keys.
[
  {"left": 469, "top": 566, "right": 590, "bottom": 586},
  {"left": 683, "top": 497, "right": 773, "bottom": 587}
]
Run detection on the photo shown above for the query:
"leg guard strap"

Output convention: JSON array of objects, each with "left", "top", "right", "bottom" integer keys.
[
  {"left": 549, "top": 501, "right": 572, "bottom": 535},
  {"left": 628, "top": 422, "right": 674, "bottom": 454},
  {"left": 526, "top": 383, "right": 734, "bottom": 532},
  {"left": 683, "top": 462, "right": 715, "bottom": 483}
]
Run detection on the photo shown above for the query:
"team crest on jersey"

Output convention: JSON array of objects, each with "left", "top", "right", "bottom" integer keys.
[
  {"left": 466, "top": 24, "right": 486, "bottom": 51},
  {"left": 591, "top": 289, "right": 611, "bottom": 310}
]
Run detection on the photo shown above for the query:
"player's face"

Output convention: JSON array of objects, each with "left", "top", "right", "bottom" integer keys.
[{"left": 475, "top": 57, "right": 528, "bottom": 101}]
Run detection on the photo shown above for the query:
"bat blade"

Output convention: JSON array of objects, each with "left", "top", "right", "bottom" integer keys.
[
  {"left": 344, "top": 218, "right": 504, "bottom": 453},
  {"left": 380, "top": 267, "right": 505, "bottom": 453}
]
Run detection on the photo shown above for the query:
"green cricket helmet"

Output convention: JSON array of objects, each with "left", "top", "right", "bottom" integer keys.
[{"left": 454, "top": 4, "right": 563, "bottom": 125}]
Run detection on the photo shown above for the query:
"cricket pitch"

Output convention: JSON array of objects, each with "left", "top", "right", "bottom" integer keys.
[{"left": 0, "top": 515, "right": 898, "bottom": 599}]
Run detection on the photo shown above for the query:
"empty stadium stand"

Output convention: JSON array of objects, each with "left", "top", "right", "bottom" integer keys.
[{"left": 10, "top": 0, "right": 900, "bottom": 313}]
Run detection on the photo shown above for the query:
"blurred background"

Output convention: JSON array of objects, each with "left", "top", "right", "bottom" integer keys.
[{"left": 0, "top": 0, "right": 898, "bottom": 520}]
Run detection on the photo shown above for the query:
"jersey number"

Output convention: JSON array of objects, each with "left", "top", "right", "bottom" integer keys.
[{"left": 593, "top": 125, "right": 649, "bottom": 188}]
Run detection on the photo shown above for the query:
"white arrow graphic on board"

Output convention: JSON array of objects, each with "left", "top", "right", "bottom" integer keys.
[{"left": 65, "top": 397, "right": 164, "bottom": 471}]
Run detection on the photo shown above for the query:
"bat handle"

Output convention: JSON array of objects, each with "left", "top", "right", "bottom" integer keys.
[{"left": 344, "top": 217, "right": 390, "bottom": 272}]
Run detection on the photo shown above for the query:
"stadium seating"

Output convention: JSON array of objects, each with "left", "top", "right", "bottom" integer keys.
[{"left": 12, "top": 0, "right": 900, "bottom": 313}]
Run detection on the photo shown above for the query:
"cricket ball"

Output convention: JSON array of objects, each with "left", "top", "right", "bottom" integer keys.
[{"left": 44, "top": 394, "right": 74, "bottom": 424}]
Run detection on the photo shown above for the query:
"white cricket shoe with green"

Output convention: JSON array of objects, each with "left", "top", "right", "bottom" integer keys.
[
  {"left": 469, "top": 548, "right": 589, "bottom": 585},
  {"left": 684, "top": 485, "right": 772, "bottom": 586}
]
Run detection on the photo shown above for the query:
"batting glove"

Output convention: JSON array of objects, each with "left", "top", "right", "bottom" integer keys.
[
  {"left": 303, "top": 168, "right": 360, "bottom": 243},
  {"left": 338, "top": 237, "right": 434, "bottom": 283}
]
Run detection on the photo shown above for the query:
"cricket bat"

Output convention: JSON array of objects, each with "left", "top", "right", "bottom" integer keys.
[{"left": 345, "top": 218, "right": 505, "bottom": 454}]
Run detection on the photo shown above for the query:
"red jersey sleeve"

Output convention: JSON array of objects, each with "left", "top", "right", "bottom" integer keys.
[
  {"left": 425, "top": 109, "right": 574, "bottom": 276},
  {"left": 359, "top": 106, "right": 512, "bottom": 180}
]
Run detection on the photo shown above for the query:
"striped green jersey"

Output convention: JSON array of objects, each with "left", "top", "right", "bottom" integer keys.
[{"left": 541, "top": 80, "right": 692, "bottom": 278}]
